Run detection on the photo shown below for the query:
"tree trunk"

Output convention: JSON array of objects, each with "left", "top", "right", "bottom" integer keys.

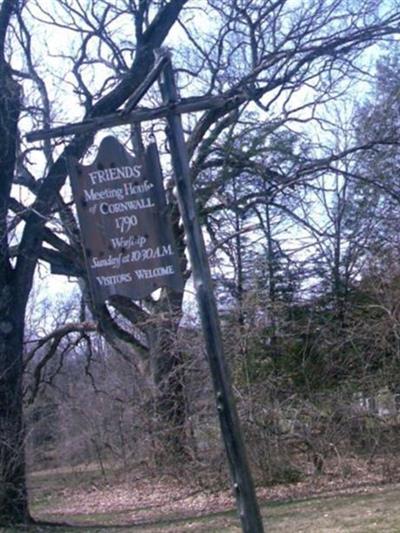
[
  {"left": 0, "top": 56, "right": 30, "bottom": 524},
  {"left": 0, "top": 297, "right": 30, "bottom": 525},
  {"left": 148, "top": 293, "right": 189, "bottom": 462}
]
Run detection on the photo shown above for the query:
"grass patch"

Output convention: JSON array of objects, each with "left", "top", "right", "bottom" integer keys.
[
  {"left": 16, "top": 483, "right": 400, "bottom": 532},
  {"left": 18, "top": 464, "right": 400, "bottom": 532}
]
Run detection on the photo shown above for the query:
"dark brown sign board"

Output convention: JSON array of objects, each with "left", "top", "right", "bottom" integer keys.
[
  {"left": 68, "top": 136, "right": 183, "bottom": 302},
  {"left": 28, "top": 51, "right": 264, "bottom": 532}
]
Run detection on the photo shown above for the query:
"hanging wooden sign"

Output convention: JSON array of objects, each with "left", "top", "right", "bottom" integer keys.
[
  {"left": 29, "top": 49, "right": 264, "bottom": 532},
  {"left": 68, "top": 136, "right": 183, "bottom": 302}
]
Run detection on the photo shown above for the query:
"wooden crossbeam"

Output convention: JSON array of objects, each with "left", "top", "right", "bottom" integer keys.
[
  {"left": 25, "top": 94, "right": 234, "bottom": 142},
  {"left": 26, "top": 49, "right": 238, "bottom": 143}
]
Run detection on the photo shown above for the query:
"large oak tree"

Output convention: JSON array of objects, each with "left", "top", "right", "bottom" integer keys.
[{"left": 2, "top": 0, "right": 400, "bottom": 525}]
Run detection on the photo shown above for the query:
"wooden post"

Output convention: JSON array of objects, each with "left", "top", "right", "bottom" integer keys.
[
  {"left": 159, "top": 56, "right": 265, "bottom": 533},
  {"left": 25, "top": 47, "right": 265, "bottom": 533}
]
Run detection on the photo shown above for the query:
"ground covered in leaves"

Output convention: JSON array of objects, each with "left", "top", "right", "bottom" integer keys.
[{"left": 22, "top": 457, "right": 400, "bottom": 531}]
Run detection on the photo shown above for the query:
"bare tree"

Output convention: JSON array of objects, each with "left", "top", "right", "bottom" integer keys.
[
  {"left": 0, "top": 0, "right": 187, "bottom": 524},
  {"left": 0, "top": 0, "right": 28, "bottom": 524},
  {"left": 2, "top": 0, "right": 400, "bottom": 524}
]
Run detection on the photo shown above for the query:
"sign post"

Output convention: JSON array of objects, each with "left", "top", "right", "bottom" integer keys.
[
  {"left": 27, "top": 49, "right": 265, "bottom": 533},
  {"left": 159, "top": 56, "right": 264, "bottom": 533}
]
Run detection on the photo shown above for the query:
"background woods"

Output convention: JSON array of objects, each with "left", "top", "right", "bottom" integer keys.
[{"left": 2, "top": 0, "right": 400, "bottom": 526}]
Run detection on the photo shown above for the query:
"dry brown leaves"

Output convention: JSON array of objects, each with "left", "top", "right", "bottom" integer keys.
[{"left": 35, "top": 456, "right": 400, "bottom": 527}]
